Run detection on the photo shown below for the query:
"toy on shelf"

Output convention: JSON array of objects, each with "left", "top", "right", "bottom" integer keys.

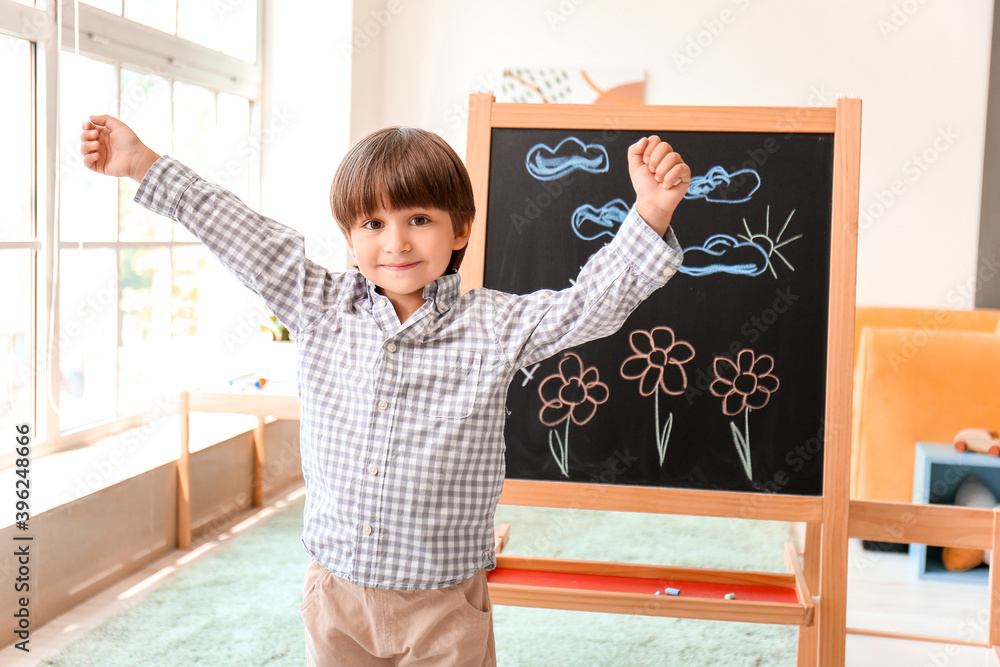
[
  {"left": 942, "top": 475, "right": 997, "bottom": 572},
  {"left": 953, "top": 428, "right": 1000, "bottom": 456},
  {"left": 228, "top": 374, "right": 268, "bottom": 391}
]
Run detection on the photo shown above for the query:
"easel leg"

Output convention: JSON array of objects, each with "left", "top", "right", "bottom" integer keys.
[
  {"left": 988, "top": 509, "right": 1000, "bottom": 649},
  {"left": 253, "top": 417, "right": 266, "bottom": 507},
  {"left": 178, "top": 391, "right": 191, "bottom": 550},
  {"left": 797, "top": 522, "right": 821, "bottom": 667}
]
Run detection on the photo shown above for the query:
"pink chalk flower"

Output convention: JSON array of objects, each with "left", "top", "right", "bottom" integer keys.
[
  {"left": 538, "top": 352, "right": 609, "bottom": 427},
  {"left": 709, "top": 348, "right": 780, "bottom": 482},
  {"left": 710, "top": 349, "right": 780, "bottom": 417},
  {"left": 619, "top": 326, "right": 695, "bottom": 467},
  {"left": 619, "top": 327, "right": 695, "bottom": 396}
]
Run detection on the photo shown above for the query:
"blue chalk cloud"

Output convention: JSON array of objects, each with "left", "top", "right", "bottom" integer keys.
[
  {"left": 525, "top": 137, "right": 609, "bottom": 181},
  {"left": 685, "top": 166, "right": 761, "bottom": 204},
  {"left": 678, "top": 235, "right": 769, "bottom": 277},
  {"left": 571, "top": 198, "right": 629, "bottom": 241}
]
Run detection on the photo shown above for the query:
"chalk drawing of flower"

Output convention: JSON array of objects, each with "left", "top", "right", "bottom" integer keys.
[
  {"left": 710, "top": 350, "right": 779, "bottom": 416},
  {"left": 620, "top": 327, "right": 695, "bottom": 466},
  {"left": 620, "top": 327, "right": 695, "bottom": 396},
  {"left": 710, "top": 349, "right": 780, "bottom": 480},
  {"left": 538, "top": 352, "right": 608, "bottom": 477}
]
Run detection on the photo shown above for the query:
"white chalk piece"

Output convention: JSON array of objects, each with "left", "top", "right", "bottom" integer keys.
[
  {"left": 665, "top": 588, "right": 680, "bottom": 596},
  {"left": 654, "top": 590, "right": 661, "bottom": 595},
  {"left": 724, "top": 593, "right": 736, "bottom": 600}
]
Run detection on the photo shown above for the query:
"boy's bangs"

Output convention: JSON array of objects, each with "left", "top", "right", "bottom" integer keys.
[
  {"left": 337, "top": 130, "right": 465, "bottom": 226},
  {"left": 352, "top": 155, "right": 442, "bottom": 223}
]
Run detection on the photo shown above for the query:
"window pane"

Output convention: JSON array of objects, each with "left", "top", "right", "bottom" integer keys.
[
  {"left": 173, "top": 82, "right": 216, "bottom": 174},
  {"left": 0, "top": 34, "right": 32, "bottom": 241},
  {"left": 216, "top": 93, "right": 252, "bottom": 203},
  {"left": 60, "top": 52, "right": 118, "bottom": 242},
  {"left": 124, "top": 0, "right": 176, "bottom": 34},
  {"left": 171, "top": 82, "right": 214, "bottom": 242},
  {"left": 60, "top": 248, "right": 118, "bottom": 431},
  {"left": 118, "top": 247, "right": 171, "bottom": 415},
  {"left": 82, "top": 0, "right": 122, "bottom": 13},
  {"left": 119, "top": 69, "right": 172, "bottom": 241},
  {"left": 173, "top": 246, "right": 267, "bottom": 394},
  {"left": 172, "top": 245, "right": 206, "bottom": 336},
  {"left": 178, "top": 0, "right": 257, "bottom": 62},
  {"left": 0, "top": 250, "right": 33, "bottom": 452}
]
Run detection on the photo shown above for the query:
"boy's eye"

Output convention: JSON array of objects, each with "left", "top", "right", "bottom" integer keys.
[
  {"left": 410, "top": 216, "right": 430, "bottom": 226},
  {"left": 361, "top": 219, "right": 382, "bottom": 230}
]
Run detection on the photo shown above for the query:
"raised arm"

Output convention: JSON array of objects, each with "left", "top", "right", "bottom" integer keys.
[
  {"left": 491, "top": 207, "right": 684, "bottom": 371},
  {"left": 80, "top": 115, "right": 342, "bottom": 336},
  {"left": 489, "top": 136, "right": 689, "bottom": 370}
]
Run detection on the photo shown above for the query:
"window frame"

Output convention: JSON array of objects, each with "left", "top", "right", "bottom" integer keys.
[{"left": 0, "top": 0, "right": 266, "bottom": 466}]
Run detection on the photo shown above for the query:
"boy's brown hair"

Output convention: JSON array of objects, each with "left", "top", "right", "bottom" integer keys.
[{"left": 330, "top": 127, "right": 476, "bottom": 271}]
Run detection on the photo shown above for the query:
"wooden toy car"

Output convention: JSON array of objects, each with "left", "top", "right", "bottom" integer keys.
[{"left": 953, "top": 428, "right": 1000, "bottom": 456}]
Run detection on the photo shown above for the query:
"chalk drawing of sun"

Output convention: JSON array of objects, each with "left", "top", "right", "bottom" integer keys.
[{"left": 737, "top": 206, "right": 801, "bottom": 279}]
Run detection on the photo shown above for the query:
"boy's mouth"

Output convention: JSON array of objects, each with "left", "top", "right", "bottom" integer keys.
[{"left": 382, "top": 261, "right": 420, "bottom": 271}]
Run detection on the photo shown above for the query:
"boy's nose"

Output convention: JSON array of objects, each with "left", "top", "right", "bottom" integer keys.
[{"left": 384, "top": 226, "right": 411, "bottom": 253}]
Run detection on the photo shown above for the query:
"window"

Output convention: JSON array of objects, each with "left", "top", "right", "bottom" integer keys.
[
  {"left": 0, "top": 0, "right": 264, "bottom": 460},
  {"left": 82, "top": 0, "right": 257, "bottom": 62},
  {"left": 0, "top": 30, "right": 36, "bottom": 453}
]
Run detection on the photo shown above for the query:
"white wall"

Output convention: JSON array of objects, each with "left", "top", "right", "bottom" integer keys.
[
  {"left": 262, "top": 1, "right": 354, "bottom": 272},
  {"left": 347, "top": 0, "right": 994, "bottom": 309}
]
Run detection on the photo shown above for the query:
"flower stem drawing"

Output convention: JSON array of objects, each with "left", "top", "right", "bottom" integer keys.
[
  {"left": 729, "top": 406, "right": 753, "bottom": 480},
  {"left": 652, "top": 391, "right": 674, "bottom": 467},
  {"left": 548, "top": 421, "right": 571, "bottom": 478},
  {"left": 538, "top": 352, "right": 608, "bottom": 477},
  {"left": 620, "top": 327, "right": 694, "bottom": 466},
  {"left": 710, "top": 349, "right": 780, "bottom": 481}
]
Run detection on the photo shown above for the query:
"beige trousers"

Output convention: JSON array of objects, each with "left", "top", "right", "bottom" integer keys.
[{"left": 301, "top": 560, "right": 496, "bottom": 666}]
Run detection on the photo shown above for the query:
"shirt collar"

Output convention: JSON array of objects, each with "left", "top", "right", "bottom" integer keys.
[
  {"left": 421, "top": 271, "right": 461, "bottom": 312},
  {"left": 360, "top": 271, "right": 462, "bottom": 315}
]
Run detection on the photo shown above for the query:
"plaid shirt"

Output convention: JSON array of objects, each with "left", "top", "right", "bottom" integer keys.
[{"left": 137, "top": 156, "right": 683, "bottom": 590}]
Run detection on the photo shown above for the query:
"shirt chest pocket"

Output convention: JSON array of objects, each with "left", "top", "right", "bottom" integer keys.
[{"left": 404, "top": 346, "right": 482, "bottom": 420}]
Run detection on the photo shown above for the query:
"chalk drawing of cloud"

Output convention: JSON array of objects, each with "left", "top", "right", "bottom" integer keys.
[
  {"left": 571, "top": 198, "right": 629, "bottom": 241},
  {"left": 525, "top": 137, "right": 609, "bottom": 181},
  {"left": 684, "top": 166, "right": 761, "bottom": 204},
  {"left": 678, "top": 235, "right": 769, "bottom": 277}
]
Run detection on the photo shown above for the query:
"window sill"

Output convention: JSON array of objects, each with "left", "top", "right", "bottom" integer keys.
[{"left": 0, "top": 412, "right": 259, "bottom": 528}]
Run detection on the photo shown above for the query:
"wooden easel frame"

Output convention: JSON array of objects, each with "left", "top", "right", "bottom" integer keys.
[{"left": 462, "top": 93, "right": 861, "bottom": 666}]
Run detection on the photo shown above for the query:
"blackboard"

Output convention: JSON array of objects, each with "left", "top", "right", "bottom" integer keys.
[{"left": 483, "top": 127, "right": 835, "bottom": 496}]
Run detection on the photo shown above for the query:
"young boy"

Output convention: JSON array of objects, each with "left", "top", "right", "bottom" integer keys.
[{"left": 80, "top": 114, "right": 690, "bottom": 666}]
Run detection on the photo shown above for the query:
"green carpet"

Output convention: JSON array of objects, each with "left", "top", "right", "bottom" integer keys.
[{"left": 45, "top": 497, "right": 797, "bottom": 666}]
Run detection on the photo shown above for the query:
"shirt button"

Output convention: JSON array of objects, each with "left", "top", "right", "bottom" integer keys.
[
  {"left": 378, "top": 298, "right": 388, "bottom": 308},
  {"left": 662, "top": 268, "right": 673, "bottom": 277},
  {"left": 385, "top": 342, "right": 397, "bottom": 353},
  {"left": 368, "top": 464, "right": 379, "bottom": 475},
  {"left": 377, "top": 400, "right": 388, "bottom": 411},
  {"left": 436, "top": 301, "right": 449, "bottom": 313},
  {"left": 362, "top": 524, "right": 373, "bottom": 535}
]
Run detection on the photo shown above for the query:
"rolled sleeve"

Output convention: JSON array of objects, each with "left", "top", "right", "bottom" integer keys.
[
  {"left": 604, "top": 206, "right": 684, "bottom": 292},
  {"left": 134, "top": 156, "right": 200, "bottom": 218}
]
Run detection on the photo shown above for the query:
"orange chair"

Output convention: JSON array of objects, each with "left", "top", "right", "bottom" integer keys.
[{"left": 850, "top": 306, "right": 1000, "bottom": 502}]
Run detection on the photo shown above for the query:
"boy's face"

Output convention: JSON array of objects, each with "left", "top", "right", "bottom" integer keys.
[{"left": 346, "top": 205, "right": 471, "bottom": 313}]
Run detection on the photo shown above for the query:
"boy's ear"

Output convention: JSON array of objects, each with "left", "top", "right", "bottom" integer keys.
[{"left": 453, "top": 218, "right": 473, "bottom": 250}]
